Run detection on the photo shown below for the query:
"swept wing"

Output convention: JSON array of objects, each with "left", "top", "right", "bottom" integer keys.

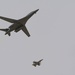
[
  {"left": 22, "top": 26, "right": 30, "bottom": 37},
  {"left": 0, "top": 16, "right": 17, "bottom": 23}
]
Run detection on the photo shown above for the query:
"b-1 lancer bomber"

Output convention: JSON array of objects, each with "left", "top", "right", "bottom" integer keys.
[{"left": 0, "top": 9, "right": 39, "bottom": 36}]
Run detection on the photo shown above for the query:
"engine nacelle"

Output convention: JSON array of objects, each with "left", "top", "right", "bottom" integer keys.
[{"left": 15, "top": 27, "right": 22, "bottom": 32}]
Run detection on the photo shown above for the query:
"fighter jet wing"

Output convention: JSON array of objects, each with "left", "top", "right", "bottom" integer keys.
[
  {"left": 22, "top": 26, "right": 30, "bottom": 37},
  {"left": 38, "top": 63, "right": 40, "bottom": 66},
  {"left": 32, "top": 64, "right": 36, "bottom": 67},
  {"left": 33, "top": 61, "right": 36, "bottom": 63},
  {"left": 0, "top": 16, "right": 17, "bottom": 23}
]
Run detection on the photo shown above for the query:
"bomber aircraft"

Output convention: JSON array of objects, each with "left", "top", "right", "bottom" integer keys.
[
  {"left": 0, "top": 9, "right": 39, "bottom": 36},
  {"left": 32, "top": 59, "right": 43, "bottom": 67}
]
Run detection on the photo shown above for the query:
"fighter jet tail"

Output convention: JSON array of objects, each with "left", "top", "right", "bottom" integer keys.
[{"left": 0, "top": 29, "right": 11, "bottom": 36}]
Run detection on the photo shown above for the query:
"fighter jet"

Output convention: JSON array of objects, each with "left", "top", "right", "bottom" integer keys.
[
  {"left": 0, "top": 9, "right": 39, "bottom": 36},
  {"left": 32, "top": 59, "right": 43, "bottom": 67}
]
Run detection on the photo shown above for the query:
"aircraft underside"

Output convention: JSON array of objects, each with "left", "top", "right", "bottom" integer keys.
[{"left": 0, "top": 9, "right": 39, "bottom": 37}]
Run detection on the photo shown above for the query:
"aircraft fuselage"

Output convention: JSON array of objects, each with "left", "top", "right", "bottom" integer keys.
[{"left": 9, "top": 22, "right": 23, "bottom": 32}]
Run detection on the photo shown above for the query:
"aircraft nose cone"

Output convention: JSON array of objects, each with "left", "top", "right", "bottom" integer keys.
[
  {"left": 36, "top": 9, "right": 39, "bottom": 12},
  {"left": 34, "top": 9, "right": 39, "bottom": 13}
]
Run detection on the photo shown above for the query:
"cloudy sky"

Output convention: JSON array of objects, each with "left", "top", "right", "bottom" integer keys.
[{"left": 0, "top": 0, "right": 75, "bottom": 75}]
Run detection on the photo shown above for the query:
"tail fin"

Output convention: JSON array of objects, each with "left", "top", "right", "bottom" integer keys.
[{"left": 0, "top": 29, "right": 11, "bottom": 36}]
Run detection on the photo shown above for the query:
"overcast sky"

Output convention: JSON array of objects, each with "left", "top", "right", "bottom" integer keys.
[{"left": 0, "top": 0, "right": 75, "bottom": 75}]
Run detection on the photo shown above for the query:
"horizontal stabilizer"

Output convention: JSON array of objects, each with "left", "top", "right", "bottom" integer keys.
[
  {"left": 0, "top": 29, "right": 9, "bottom": 32},
  {"left": 0, "top": 29, "right": 11, "bottom": 36},
  {"left": 8, "top": 33, "right": 11, "bottom": 36},
  {"left": 0, "top": 16, "right": 17, "bottom": 23}
]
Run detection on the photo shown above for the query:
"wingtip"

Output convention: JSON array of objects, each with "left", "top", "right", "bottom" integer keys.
[
  {"left": 28, "top": 35, "right": 30, "bottom": 37},
  {"left": 34, "top": 9, "right": 39, "bottom": 13}
]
